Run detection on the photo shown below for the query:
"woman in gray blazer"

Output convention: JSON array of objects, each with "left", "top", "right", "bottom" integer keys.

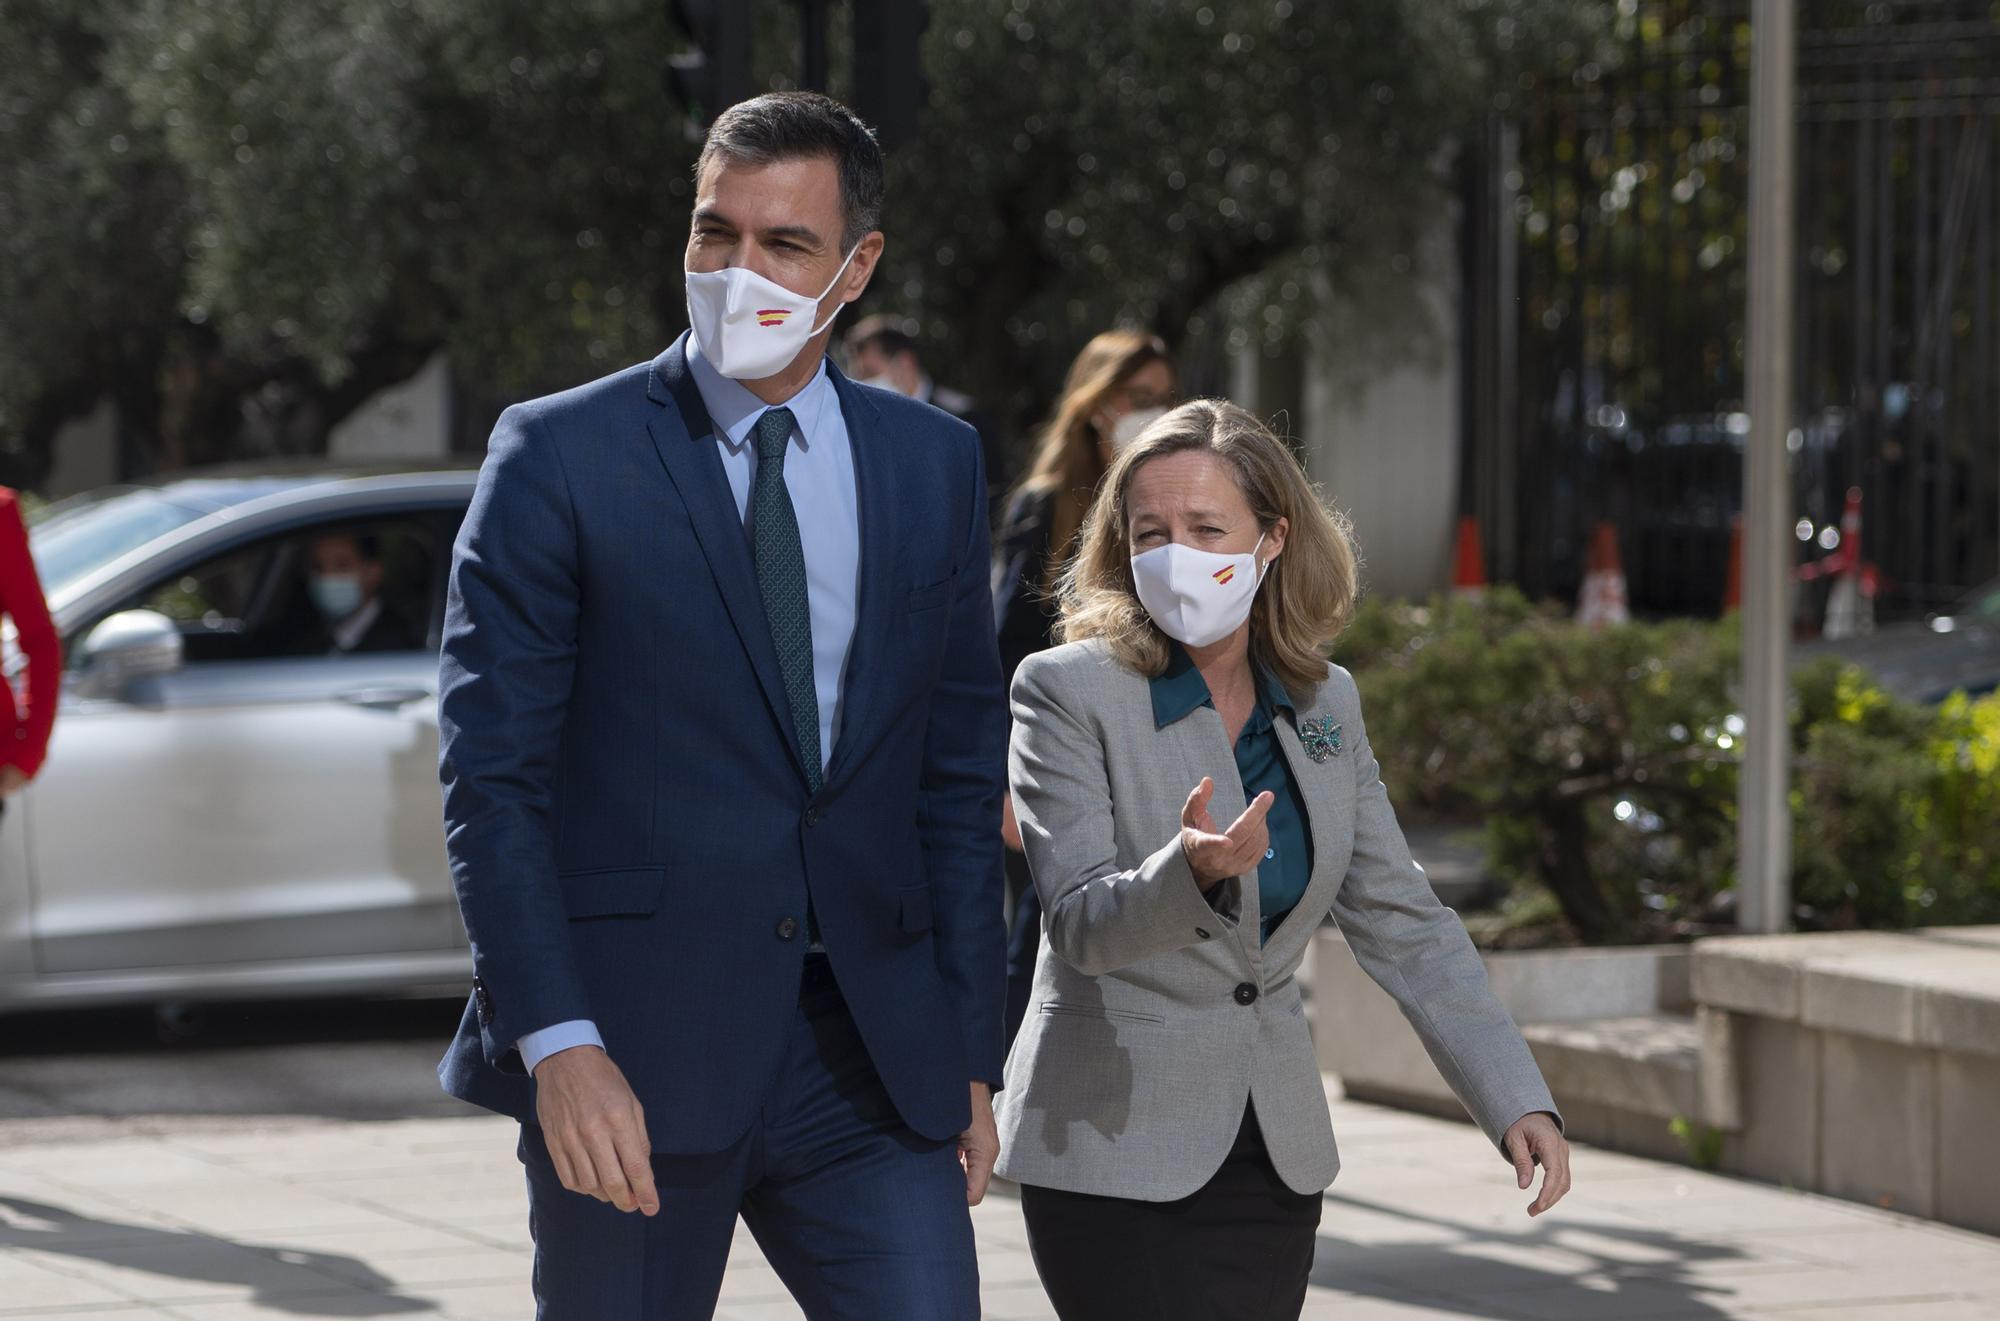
[{"left": 996, "top": 400, "right": 1571, "bottom": 1320}]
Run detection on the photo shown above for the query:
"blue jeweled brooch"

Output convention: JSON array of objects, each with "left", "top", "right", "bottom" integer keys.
[{"left": 1300, "top": 715, "right": 1344, "bottom": 763}]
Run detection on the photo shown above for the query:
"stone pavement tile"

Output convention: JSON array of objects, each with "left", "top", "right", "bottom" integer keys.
[
  {"left": 713, "top": 1300, "right": 807, "bottom": 1321},
  {"left": 10, "top": 1311, "right": 187, "bottom": 1321},
  {"left": 1299, "top": 1296, "right": 1511, "bottom": 1321},
  {"left": 0, "top": 1170, "right": 192, "bottom": 1241},
  {"left": 1477, "top": 1269, "right": 1991, "bottom": 1321},
  {"left": 248, "top": 1222, "right": 502, "bottom": 1261},
  {"left": 1753, "top": 1220, "right": 2000, "bottom": 1270},
  {"left": 297, "top": 1244, "right": 526, "bottom": 1292},
  {"left": 94, "top": 1181, "right": 405, "bottom": 1237},
  {"left": 410, "top": 1279, "right": 539, "bottom": 1320},
  {"left": 1762, "top": 1301, "right": 2000, "bottom": 1320},
  {"left": 979, "top": 1279, "right": 1059, "bottom": 1319},
  {"left": 163, "top": 1301, "right": 443, "bottom": 1321},
  {"left": 715, "top": 1256, "right": 794, "bottom": 1304},
  {"left": 438, "top": 1211, "right": 530, "bottom": 1254},
  {"left": 9, "top": 1231, "right": 414, "bottom": 1309},
  {"left": 0, "top": 1251, "right": 136, "bottom": 1313},
  {"left": 1581, "top": 1175, "right": 1896, "bottom": 1236}
]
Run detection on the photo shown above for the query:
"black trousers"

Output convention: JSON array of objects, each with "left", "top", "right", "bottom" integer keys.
[{"left": 1019, "top": 1104, "right": 1323, "bottom": 1321}]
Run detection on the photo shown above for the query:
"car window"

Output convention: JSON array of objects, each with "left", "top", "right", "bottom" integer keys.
[
  {"left": 91, "top": 518, "right": 439, "bottom": 666},
  {"left": 143, "top": 543, "right": 269, "bottom": 632},
  {"left": 29, "top": 489, "right": 217, "bottom": 599}
]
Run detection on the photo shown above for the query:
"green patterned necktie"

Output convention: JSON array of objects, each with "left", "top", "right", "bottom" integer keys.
[{"left": 750, "top": 406, "right": 822, "bottom": 793}]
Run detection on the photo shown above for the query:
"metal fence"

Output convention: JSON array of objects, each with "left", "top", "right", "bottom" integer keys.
[{"left": 1464, "top": 0, "right": 2000, "bottom": 621}]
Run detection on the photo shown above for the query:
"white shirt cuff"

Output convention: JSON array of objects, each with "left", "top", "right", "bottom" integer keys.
[{"left": 517, "top": 1019, "right": 603, "bottom": 1075}]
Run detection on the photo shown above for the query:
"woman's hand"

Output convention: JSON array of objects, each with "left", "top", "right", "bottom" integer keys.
[
  {"left": 1179, "top": 776, "right": 1273, "bottom": 893},
  {"left": 1503, "top": 1112, "right": 1572, "bottom": 1216}
]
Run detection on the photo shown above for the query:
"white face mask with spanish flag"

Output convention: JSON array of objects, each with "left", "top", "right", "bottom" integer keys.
[
  {"left": 684, "top": 243, "right": 860, "bottom": 380},
  {"left": 1130, "top": 533, "right": 1268, "bottom": 649}
]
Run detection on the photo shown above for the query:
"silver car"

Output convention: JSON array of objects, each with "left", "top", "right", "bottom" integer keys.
[{"left": 1, "top": 464, "right": 479, "bottom": 1015}]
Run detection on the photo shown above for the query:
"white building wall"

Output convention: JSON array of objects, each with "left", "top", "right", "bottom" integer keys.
[
  {"left": 328, "top": 352, "right": 451, "bottom": 461},
  {"left": 1295, "top": 220, "right": 1462, "bottom": 603},
  {"left": 43, "top": 399, "right": 119, "bottom": 499}
]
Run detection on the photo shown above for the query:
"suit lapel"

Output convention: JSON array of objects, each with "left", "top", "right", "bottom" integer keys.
[
  {"left": 1265, "top": 692, "right": 1354, "bottom": 955},
  {"left": 1166, "top": 702, "right": 1263, "bottom": 970},
  {"left": 645, "top": 340, "right": 810, "bottom": 786},
  {"left": 822, "top": 365, "right": 895, "bottom": 786}
]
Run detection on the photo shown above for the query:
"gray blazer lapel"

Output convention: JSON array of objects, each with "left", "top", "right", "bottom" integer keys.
[
  {"left": 1263, "top": 691, "right": 1357, "bottom": 961},
  {"left": 1163, "top": 701, "right": 1262, "bottom": 968}
]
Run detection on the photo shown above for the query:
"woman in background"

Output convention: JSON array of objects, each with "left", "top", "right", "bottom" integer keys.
[
  {"left": 992, "top": 329, "right": 1176, "bottom": 1048},
  {"left": 0, "top": 488, "right": 60, "bottom": 805}
]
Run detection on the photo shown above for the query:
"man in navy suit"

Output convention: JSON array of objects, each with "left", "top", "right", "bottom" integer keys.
[{"left": 436, "top": 92, "right": 1007, "bottom": 1319}]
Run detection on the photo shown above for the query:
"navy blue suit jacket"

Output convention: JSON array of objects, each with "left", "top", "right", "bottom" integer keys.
[{"left": 435, "top": 337, "right": 1009, "bottom": 1151}]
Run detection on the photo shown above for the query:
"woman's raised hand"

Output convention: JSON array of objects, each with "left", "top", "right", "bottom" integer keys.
[{"left": 1179, "top": 776, "right": 1274, "bottom": 893}]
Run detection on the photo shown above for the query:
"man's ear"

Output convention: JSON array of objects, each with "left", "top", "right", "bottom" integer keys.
[{"left": 839, "top": 231, "right": 886, "bottom": 304}]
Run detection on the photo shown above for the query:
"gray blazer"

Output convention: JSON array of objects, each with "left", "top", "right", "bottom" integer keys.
[{"left": 994, "top": 639, "right": 1558, "bottom": 1201}]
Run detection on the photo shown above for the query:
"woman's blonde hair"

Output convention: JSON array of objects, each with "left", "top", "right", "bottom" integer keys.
[
  {"left": 1055, "top": 399, "right": 1360, "bottom": 695},
  {"left": 1011, "top": 329, "right": 1175, "bottom": 592}
]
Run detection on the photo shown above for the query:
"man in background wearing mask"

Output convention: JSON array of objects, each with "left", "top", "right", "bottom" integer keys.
[
  {"left": 436, "top": 91, "right": 1007, "bottom": 1320},
  {"left": 298, "top": 531, "right": 421, "bottom": 655},
  {"left": 844, "top": 314, "right": 1010, "bottom": 510}
]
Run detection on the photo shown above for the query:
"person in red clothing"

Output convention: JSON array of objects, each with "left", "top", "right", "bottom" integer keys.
[{"left": 0, "top": 488, "right": 60, "bottom": 796}]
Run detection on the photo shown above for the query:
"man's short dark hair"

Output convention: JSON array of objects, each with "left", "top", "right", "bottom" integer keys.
[
  {"left": 313, "top": 529, "right": 382, "bottom": 563},
  {"left": 844, "top": 313, "right": 919, "bottom": 360},
  {"left": 698, "top": 92, "right": 884, "bottom": 249}
]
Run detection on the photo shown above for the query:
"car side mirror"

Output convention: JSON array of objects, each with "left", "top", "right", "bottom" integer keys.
[{"left": 75, "top": 609, "right": 184, "bottom": 701}]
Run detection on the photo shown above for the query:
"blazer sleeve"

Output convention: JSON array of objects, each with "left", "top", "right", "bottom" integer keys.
[
  {"left": 1010, "top": 653, "right": 1235, "bottom": 978},
  {"left": 917, "top": 422, "right": 1012, "bottom": 1089},
  {"left": 436, "top": 406, "right": 595, "bottom": 1074},
  {"left": 1325, "top": 665, "right": 1562, "bottom": 1155},
  {"left": 0, "top": 491, "right": 60, "bottom": 777}
]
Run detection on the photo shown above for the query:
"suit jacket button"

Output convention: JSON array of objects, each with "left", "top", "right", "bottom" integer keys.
[
  {"left": 777, "top": 917, "right": 799, "bottom": 941},
  {"left": 805, "top": 808, "right": 824, "bottom": 827},
  {"left": 1234, "top": 982, "right": 1259, "bottom": 1006}
]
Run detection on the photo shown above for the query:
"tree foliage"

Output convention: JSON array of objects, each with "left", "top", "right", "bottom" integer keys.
[{"left": 0, "top": 0, "right": 1586, "bottom": 482}]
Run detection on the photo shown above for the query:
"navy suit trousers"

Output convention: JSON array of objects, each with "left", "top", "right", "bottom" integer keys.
[{"left": 517, "top": 963, "right": 979, "bottom": 1320}]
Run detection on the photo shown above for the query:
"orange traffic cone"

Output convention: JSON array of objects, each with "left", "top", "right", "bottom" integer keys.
[
  {"left": 1723, "top": 514, "right": 1743, "bottom": 613},
  {"left": 1451, "top": 515, "right": 1487, "bottom": 600},
  {"left": 1796, "top": 487, "right": 1879, "bottom": 639},
  {"left": 1576, "top": 520, "right": 1630, "bottom": 629}
]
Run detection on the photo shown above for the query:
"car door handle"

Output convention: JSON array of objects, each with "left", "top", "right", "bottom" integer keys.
[{"left": 335, "top": 686, "right": 433, "bottom": 711}]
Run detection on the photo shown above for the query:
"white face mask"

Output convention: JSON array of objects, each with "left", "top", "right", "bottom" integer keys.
[
  {"left": 1130, "top": 533, "right": 1268, "bottom": 649},
  {"left": 685, "top": 243, "right": 860, "bottom": 380},
  {"left": 1108, "top": 406, "right": 1168, "bottom": 451}
]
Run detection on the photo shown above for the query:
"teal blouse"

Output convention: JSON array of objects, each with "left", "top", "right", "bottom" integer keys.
[{"left": 1149, "top": 644, "right": 1315, "bottom": 943}]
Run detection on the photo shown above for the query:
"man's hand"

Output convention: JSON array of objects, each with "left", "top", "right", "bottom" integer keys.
[
  {"left": 533, "top": 1045, "right": 659, "bottom": 1216},
  {"left": 0, "top": 767, "right": 28, "bottom": 797},
  {"left": 960, "top": 1081, "right": 999, "bottom": 1206},
  {"left": 1503, "top": 1112, "right": 1571, "bottom": 1217},
  {"left": 1180, "top": 777, "right": 1273, "bottom": 893}
]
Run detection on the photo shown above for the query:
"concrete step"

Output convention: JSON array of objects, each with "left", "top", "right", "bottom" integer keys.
[{"left": 1521, "top": 1012, "right": 1704, "bottom": 1124}]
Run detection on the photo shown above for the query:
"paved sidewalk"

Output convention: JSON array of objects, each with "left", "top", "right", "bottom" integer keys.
[{"left": 2, "top": 1077, "right": 1998, "bottom": 1320}]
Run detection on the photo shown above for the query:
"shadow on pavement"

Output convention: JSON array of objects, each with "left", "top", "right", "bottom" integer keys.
[
  {"left": 1314, "top": 1187, "right": 1745, "bottom": 1319},
  {"left": 0, "top": 1194, "right": 434, "bottom": 1315}
]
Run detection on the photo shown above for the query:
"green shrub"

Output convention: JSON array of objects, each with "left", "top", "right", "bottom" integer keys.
[{"left": 1333, "top": 589, "right": 2000, "bottom": 944}]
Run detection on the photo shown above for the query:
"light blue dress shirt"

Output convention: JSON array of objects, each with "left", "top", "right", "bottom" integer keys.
[{"left": 516, "top": 343, "right": 862, "bottom": 1075}]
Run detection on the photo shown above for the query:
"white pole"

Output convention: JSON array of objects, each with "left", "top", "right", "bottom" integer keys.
[{"left": 1739, "top": 0, "right": 1796, "bottom": 934}]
